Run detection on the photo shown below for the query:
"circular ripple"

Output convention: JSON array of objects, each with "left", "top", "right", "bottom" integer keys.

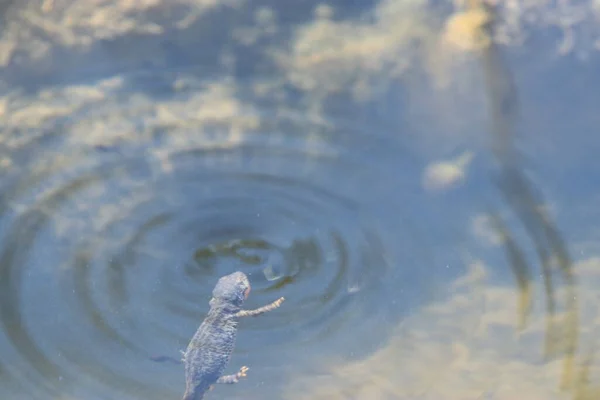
[{"left": 0, "top": 78, "right": 458, "bottom": 400}]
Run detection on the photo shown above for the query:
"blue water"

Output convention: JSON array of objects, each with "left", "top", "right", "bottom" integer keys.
[{"left": 1, "top": 1, "right": 599, "bottom": 399}]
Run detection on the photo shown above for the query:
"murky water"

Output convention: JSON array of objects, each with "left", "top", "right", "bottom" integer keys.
[{"left": 1, "top": 0, "right": 600, "bottom": 399}]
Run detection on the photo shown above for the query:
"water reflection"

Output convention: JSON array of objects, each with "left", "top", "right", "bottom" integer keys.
[
  {"left": 474, "top": 0, "right": 580, "bottom": 392},
  {"left": 1, "top": 0, "right": 600, "bottom": 399},
  {"left": 286, "top": 0, "right": 600, "bottom": 399},
  {"left": 0, "top": 68, "right": 441, "bottom": 400}
]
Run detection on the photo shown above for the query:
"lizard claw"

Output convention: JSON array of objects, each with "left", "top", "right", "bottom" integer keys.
[{"left": 238, "top": 366, "right": 249, "bottom": 378}]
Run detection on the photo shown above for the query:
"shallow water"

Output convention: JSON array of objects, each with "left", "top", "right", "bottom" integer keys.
[{"left": 1, "top": 1, "right": 600, "bottom": 399}]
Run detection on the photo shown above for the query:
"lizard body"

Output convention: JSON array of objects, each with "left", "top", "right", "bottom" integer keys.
[{"left": 180, "top": 271, "right": 284, "bottom": 400}]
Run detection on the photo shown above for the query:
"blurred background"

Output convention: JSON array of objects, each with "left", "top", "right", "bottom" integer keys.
[{"left": 0, "top": 0, "right": 599, "bottom": 399}]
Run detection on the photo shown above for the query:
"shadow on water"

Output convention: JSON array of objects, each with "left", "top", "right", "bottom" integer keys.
[{"left": 471, "top": 0, "right": 597, "bottom": 398}]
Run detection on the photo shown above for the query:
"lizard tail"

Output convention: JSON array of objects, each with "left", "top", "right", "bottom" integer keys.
[{"left": 149, "top": 355, "right": 183, "bottom": 365}]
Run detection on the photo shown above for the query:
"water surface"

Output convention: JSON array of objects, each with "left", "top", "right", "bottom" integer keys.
[{"left": 1, "top": 1, "right": 600, "bottom": 399}]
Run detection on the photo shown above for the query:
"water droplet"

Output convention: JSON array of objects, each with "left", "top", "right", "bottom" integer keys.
[{"left": 263, "top": 264, "right": 283, "bottom": 281}]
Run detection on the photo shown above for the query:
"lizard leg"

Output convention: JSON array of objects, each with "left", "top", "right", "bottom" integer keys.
[
  {"left": 216, "top": 366, "right": 249, "bottom": 384},
  {"left": 234, "top": 297, "right": 285, "bottom": 317}
]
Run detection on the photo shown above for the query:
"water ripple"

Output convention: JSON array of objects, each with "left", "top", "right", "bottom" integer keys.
[{"left": 0, "top": 78, "right": 449, "bottom": 399}]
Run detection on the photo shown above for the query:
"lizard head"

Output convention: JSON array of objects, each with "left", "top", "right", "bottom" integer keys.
[{"left": 212, "top": 271, "right": 251, "bottom": 306}]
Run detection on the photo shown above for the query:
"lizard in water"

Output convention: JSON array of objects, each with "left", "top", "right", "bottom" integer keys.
[{"left": 153, "top": 271, "right": 285, "bottom": 400}]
